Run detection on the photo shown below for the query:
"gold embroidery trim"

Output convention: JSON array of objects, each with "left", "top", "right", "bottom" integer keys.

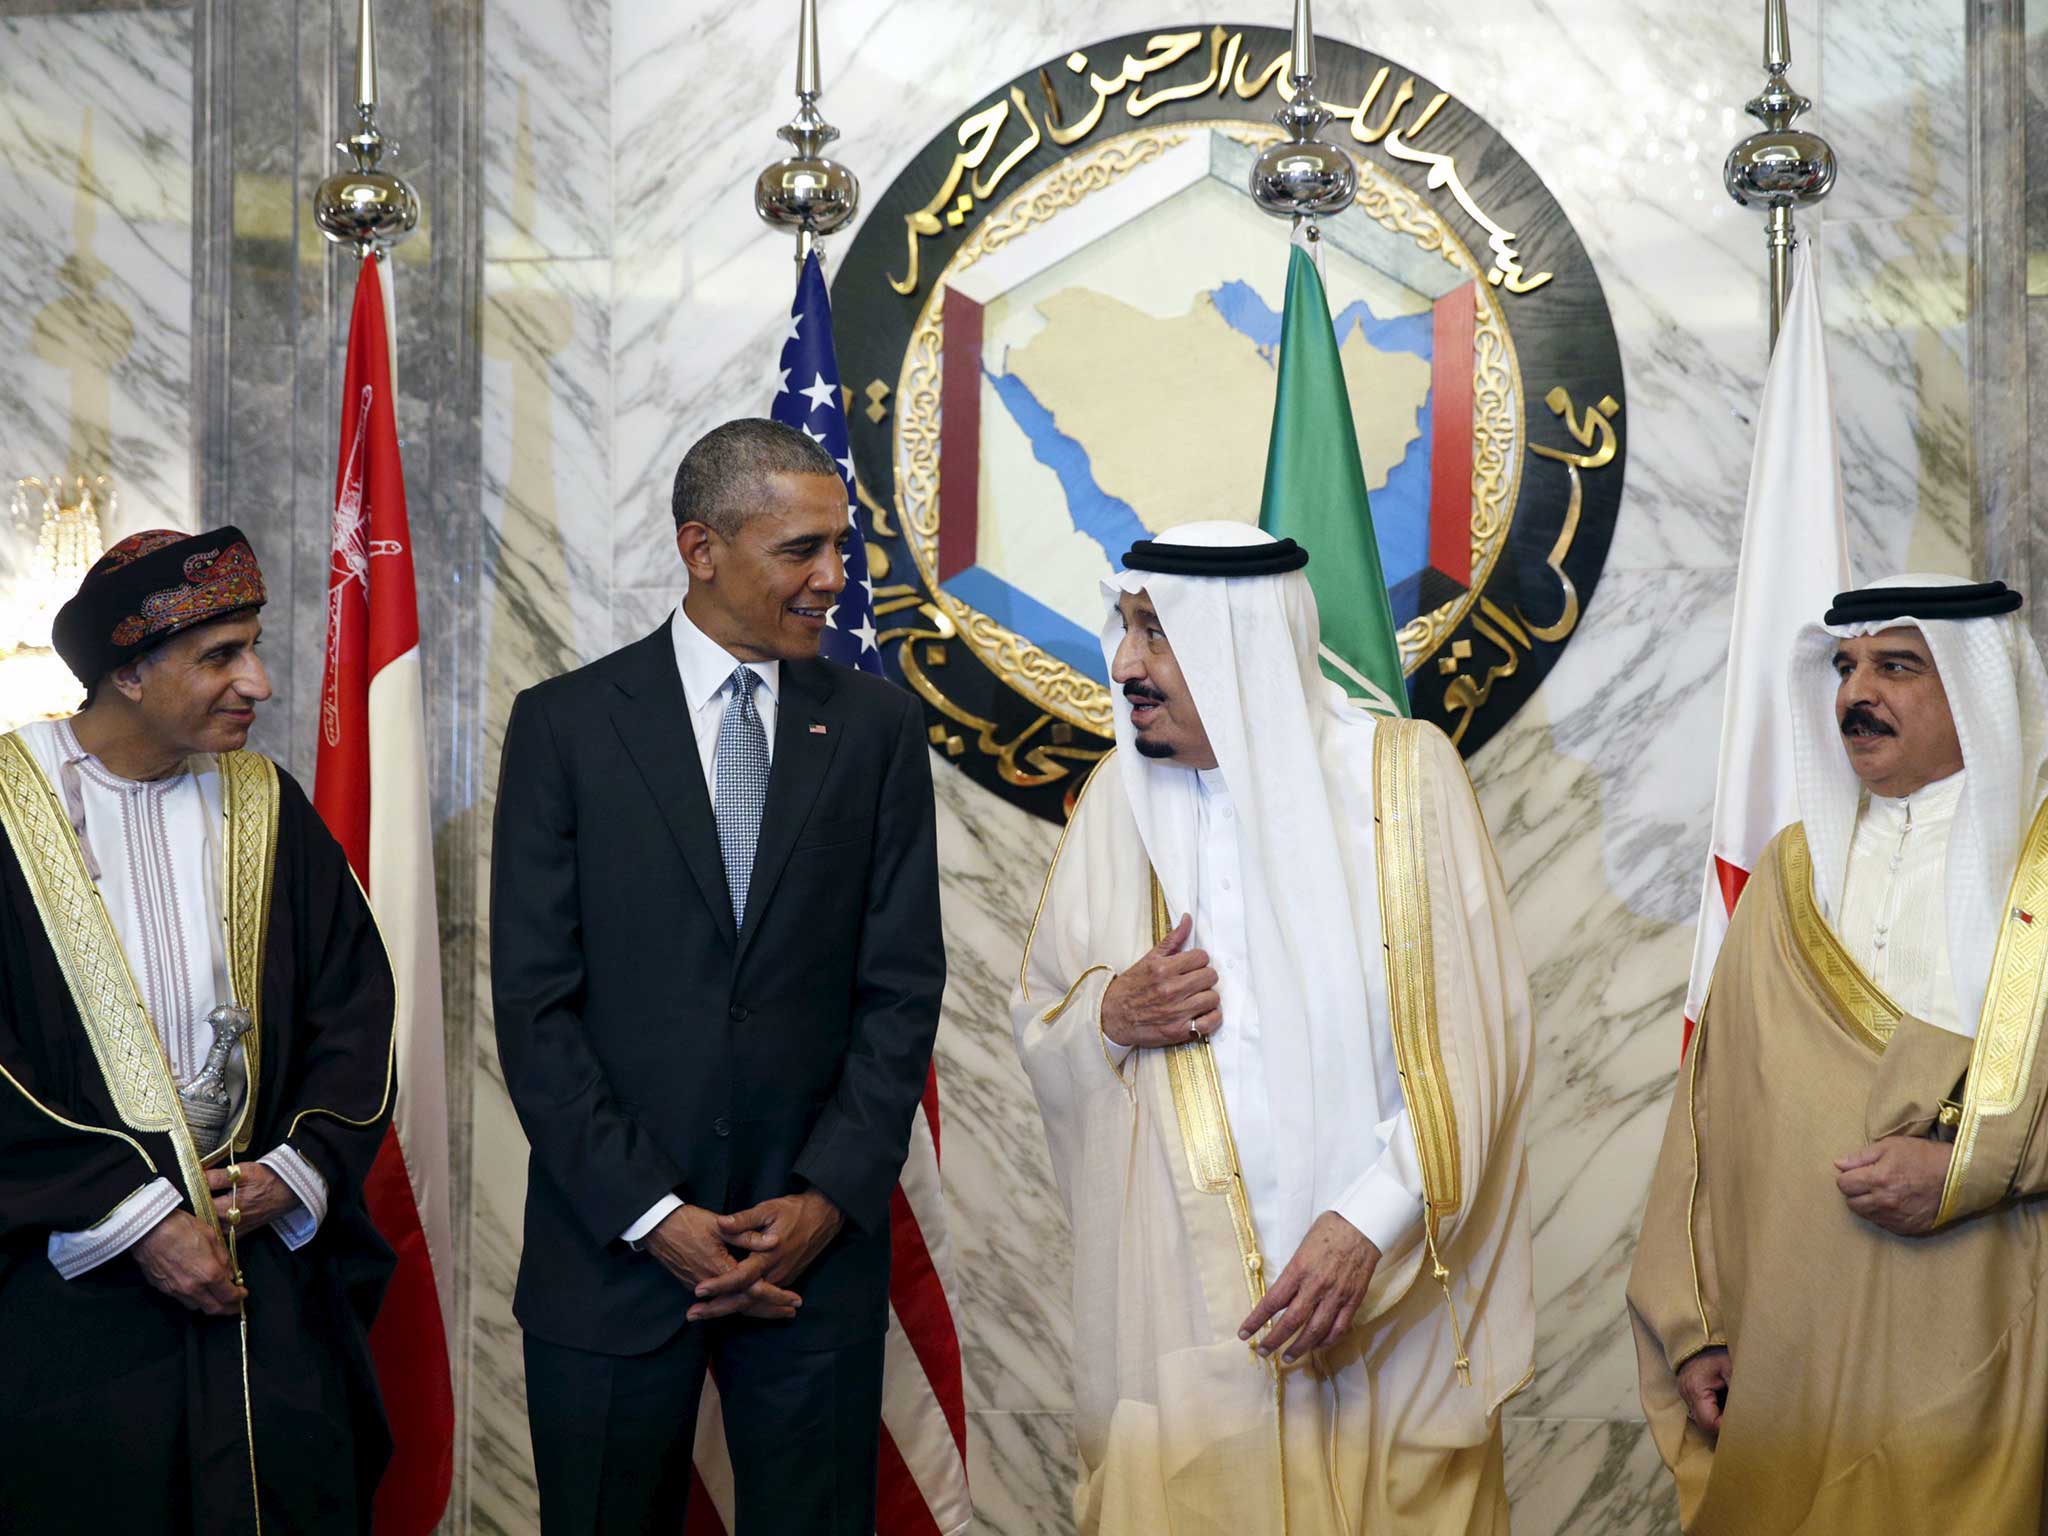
[
  {"left": 1371, "top": 720, "right": 1470, "bottom": 1385},
  {"left": 1682, "top": 1010, "right": 1713, "bottom": 1346},
  {"left": 1778, "top": 825, "right": 1902, "bottom": 1053},
  {"left": 1041, "top": 964, "right": 1112, "bottom": 1024},
  {"left": 284, "top": 862, "right": 398, "bottom": 1140},
  {"left": 0, "top": 1052, "right": 158, "bottom": 1172},
  {"left": 1371, "top": 722, "right": 1462, "bottom": 1219},
  {"left": 1151, "top": 873, "right": 1268, "bottom": 1308},
  {"left": 0, "top": 733, "right": 218, "bottom": 1225},
  {"left": 1938, "top": 797, "right": 2048, "bottom": 1225},
  {"left": 218, "top": 750, "right": 277, "bottom": 1155}
]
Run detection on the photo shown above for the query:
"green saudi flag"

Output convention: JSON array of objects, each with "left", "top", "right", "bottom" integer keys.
[{"left": 1256, "top": 242, "right": 1409, "bottom": 716}]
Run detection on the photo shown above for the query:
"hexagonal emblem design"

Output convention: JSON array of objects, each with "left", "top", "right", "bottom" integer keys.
[{"left": 834, "top": 26, "right": 1627, "bottom": 821}]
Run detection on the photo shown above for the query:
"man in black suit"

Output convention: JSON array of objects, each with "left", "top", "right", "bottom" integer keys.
[{"left": 491, "top": 417, "right": 945, "bottom": 1533}]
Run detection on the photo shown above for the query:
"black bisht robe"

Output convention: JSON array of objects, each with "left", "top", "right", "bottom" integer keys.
[{"left": 0, "top": 760, "right": 397, "bottom": 1536}]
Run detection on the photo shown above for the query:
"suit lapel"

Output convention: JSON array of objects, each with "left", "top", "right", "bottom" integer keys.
[
  {"left": 606, "top": 619, "right": 738, "bottom": 949},
  {"left": 736, "top": 659, "right": 842, "bottom": 964}
]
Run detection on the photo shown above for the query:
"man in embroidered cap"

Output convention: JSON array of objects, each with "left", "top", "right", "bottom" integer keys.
[
  {"left": 0, "top": 527, "right": 397, "bottom": 1534},
  {"left": 1010, "top": 522, "right": 1535, "bottom": 1535},
  {"left": 1630, "top": 573, "right": 2048, "bottom": 1533}
]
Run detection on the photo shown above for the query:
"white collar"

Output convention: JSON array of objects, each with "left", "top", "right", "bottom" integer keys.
[
  {"left": 1860, "top": 767, "right": 1966, "bottom": 834},
  {"left": 1196, "top": 766, "right": 1230, "bottom": 798},
  {"left": 672, "top": 603, "right": 780, "bottom": 714},
  {"left": 56, "top": 717, "right": 195, "bottom": 793}
]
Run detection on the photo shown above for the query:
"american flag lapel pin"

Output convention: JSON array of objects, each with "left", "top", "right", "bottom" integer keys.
[{"left": 810, "top": 721, "right": 829, "bottom": 735}]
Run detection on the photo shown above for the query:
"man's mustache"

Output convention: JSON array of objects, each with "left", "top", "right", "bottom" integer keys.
[
  {"left": 1841, "top": 704, "right": 1895, "bottom": 739},
  {"left": 1124, "top": 682, "right": 1167, "bottom": 707}
]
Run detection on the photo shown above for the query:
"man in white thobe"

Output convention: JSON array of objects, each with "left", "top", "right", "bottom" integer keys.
[{"left": 1012, "top": 523, "right": 1535, "bottom": 1535}]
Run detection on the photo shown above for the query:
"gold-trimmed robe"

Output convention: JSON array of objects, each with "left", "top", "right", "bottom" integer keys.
[
  {"left": 1013, "top": 723, "right": 1534, "bottom": 1535},
  {"left": 1629, "top": 821, "right": 2048, "bottom": 1534},
  {"left": 0, "top": 735, "right": 398, "bottom": 1536}
]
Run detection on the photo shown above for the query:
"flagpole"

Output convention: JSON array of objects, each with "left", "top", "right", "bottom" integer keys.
[
  {"left": 1723, "top": 0, "right": 1835, "bottom": 353},
  {"left": 754, "top": 0, "right": 860, "bottom": 268}
]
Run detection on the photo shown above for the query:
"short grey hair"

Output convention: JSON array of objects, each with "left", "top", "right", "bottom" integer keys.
[{"left": 670, "top": 417, "right": 841, "bottom": 536}]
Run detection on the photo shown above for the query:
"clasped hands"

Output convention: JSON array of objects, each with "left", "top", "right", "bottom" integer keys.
[
  {"left": 132, "top": 1164, "right": 299, "bottom": 1318},
  {"left": 644, "top": 1189, "right": 843, "bottom": 1324}
]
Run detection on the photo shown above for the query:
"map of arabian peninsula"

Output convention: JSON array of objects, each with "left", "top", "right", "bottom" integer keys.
[{"left": 994, "top": 283, "right": 1434, "bottom": 563}]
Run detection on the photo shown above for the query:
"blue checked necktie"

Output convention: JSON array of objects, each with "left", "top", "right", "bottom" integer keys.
[{"left": 713, "top": 665, "right": 770, "bottom": 928}]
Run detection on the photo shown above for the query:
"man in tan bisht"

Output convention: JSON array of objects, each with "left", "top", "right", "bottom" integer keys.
[
  {"left": 1630, "top": 573, "right": 2048, "bottom": 1534},
  {"left": 1011, "top": 522, "right": 1534, "bottom": 1535}
]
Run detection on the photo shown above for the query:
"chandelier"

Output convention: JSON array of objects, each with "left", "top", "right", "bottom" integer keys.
[{"left": 0, "top": 474, "right": 108, "bottom": 730}]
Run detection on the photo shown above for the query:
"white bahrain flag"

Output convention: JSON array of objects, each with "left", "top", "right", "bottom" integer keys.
[{"left": 1683, "top": 237, "right": 1854, "bottom": 1045}]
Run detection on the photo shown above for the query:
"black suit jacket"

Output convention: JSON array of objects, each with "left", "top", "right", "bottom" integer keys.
[{"left": 490, "top": 620, "right": 945, "bottom": 1354}]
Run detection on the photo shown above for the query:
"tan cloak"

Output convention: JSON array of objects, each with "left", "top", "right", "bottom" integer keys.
[
  {"left": 1013, "top": 721, "right": 1534, "bottom": 1536},
  {"left": 1629, "top": 817, "right": 2048, "bottom": 1535}
]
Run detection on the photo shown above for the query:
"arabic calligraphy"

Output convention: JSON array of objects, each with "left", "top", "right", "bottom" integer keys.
[
  {"left": 879, "top": 600, "right": 1108, "bottom": 787},
  {"left": 1435, "top": 388, "right": 1620, "bottom": 743},
  {"left": 886, "top": 26, "right": 1552, "bottom": 297}
]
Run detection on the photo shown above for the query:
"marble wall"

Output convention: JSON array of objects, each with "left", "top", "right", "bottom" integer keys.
[
  {"left": 0, "top": 3, "right": 194, "bottom": 583},
  {"left": 467, "top": 2, "right": 1971, "bottom": 1534}
]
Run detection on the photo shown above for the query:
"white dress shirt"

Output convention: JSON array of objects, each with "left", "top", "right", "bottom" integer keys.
[
  {"left": 621, "top": 604, "right": 783, "bottom": 1245},
  {"left": 19, "top": 720, "right": 325, "bottom": 1276},
  {"left": 1836, "top": 769, "right": 1965, "bottom": 1035},
  {"left": 1106, "top": 768, "right": 1425, "bottom": 1257}
]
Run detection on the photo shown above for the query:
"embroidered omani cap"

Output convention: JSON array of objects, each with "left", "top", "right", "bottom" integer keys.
[{"left": 51, "top": 525, "right": 267, "bottom": 686}]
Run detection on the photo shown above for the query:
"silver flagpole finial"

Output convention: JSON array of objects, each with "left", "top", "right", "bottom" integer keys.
[
  {"left": 355, "top": 0, "right": 378, "bottom": 110},
  {"left": 314, "top": 0, "right": 419, "bottom": 253},
  {"left": 756, "top": 0, "right": 860, "bottom": 267},
  {"left": 1723, "top": 0, "right": 1835, "bottom": 350},
  {"left": 1763, "top": 0, "right": 1791, "bottom": 76},
  {"left": 795, "top": 0, "right": 820, "bottom": 100},
  {"left": 1250, "top": 0, "right": 1357, "bottom": 225},
  {"left": 1290, "top": 0, "right": 1316, "bottom": 84}
]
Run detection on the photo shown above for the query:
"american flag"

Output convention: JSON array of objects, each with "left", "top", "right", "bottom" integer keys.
[
  {"left": 683, "top": 251, "right": 972, "bottom": 1533},
  {"left": 773, "top": 251, "right": 882, "bottom": 671}
]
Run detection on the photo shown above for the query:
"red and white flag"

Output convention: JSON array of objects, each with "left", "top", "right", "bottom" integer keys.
[
  {"left": 315, "top": 251, "right": 455, "bottom": 1532},
  {"left": 1683, "top": 238, "right": 1853, "bottom": 1050}
]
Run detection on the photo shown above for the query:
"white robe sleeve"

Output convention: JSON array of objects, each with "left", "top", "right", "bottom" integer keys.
[
  {"left": 47, "top": 1176, "right": 182, "bottom": 1278},
  {"left": 258, "top": 1144, "right": 329, "bottom": 1249},
  {"left": 1330, "top": 1109, "right": 1426, "bottom": 1256},
  {"left": 1011, "top": 762, "right": 1149, "bottom": 1215}
]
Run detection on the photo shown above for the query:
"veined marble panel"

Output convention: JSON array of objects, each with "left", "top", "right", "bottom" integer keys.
[
  {"left": 1505, "top": 1417, "right": 1680, "bottom": 1535},
  {"left": 470, "top": 253, "right": 615, "bottom": 1536},
  {"left": 483, "top": 0, "right": 610, "bottom": 262},
  {"left": 1472, "top": 567, "right": 1738, "bottom": 1423},
  {"left": 1817, "top": 0, "right": 1969, "bottom": 224},
  {"left": 929, "top": 763, "right": 1068, "bottom": 1412},
  {"left": 611, "top": 583, "right": 678, "bottom": 651},
  {"left": 0, "top": 8, "right": 193, "bottom": 581},
  {"left": 1816, "top": 215, "right": 1971, "bottom": 578},
  {"left": 968, "top": 1410, "right": 1079, "bottom": 1536},
  {"left": 482, "top": 256, "right": 615, "bottom": 684}
]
